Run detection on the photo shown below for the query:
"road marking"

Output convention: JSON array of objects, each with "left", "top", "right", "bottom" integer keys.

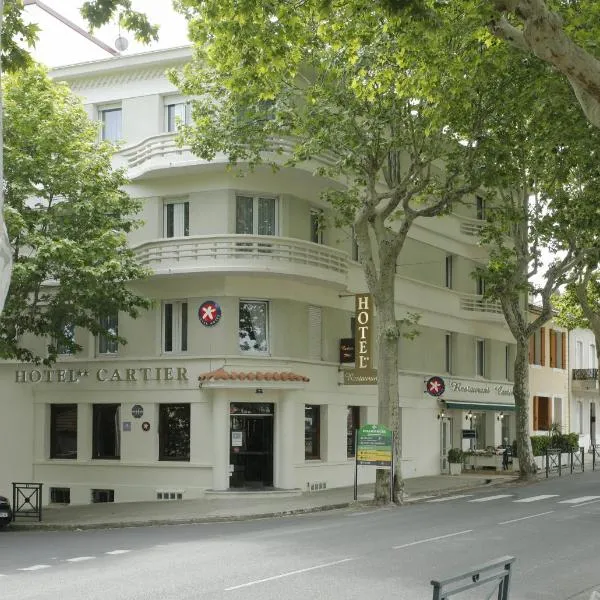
[
  {"left": 468, "top": 495, "right": 514, "bottom": 503},
  {"left": 18, "top": 565, "right": 51, "bottom": 571},
  {"left": 558, "top": 496, "right": 600, "bottom": 504},
  {"left": 105, "top": 550, "right": 131, "bottom": 555},
  {"left": 498, "top": 511, "right": 554, "bottom": 525},
  {"left": 393, "top": 530, "right": 472, "bottom": 550},
  {"left": 66, "top": 556, "right": 95, "bottom": 563},
  {"left": 513, "top": 495, "right": 559, "bottom": 503},
  {"left": 426, "top": 494, "right": 474, "bottom": 503},
  {"left": 224, "top": 558, "right": 354, "bottom": 591},
  {"left": 568, "top": 498, "right": 600, "bottom": 508}
]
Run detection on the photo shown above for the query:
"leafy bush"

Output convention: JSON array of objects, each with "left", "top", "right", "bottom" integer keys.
[
  {"left": 447, "top": 448, "right": 464, "bottom": 463},
  {"left": 529, "top": 433, "right": 579, "bottom": 456}
]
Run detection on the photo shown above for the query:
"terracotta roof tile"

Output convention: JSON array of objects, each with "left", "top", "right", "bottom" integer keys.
[{"left": 198, "top": 368, "right": 309, "bottom": 383}]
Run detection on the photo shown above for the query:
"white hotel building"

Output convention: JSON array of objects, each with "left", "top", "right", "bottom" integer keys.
[{"left": 0, "top": 47, "right": 518, "bottom": 505}]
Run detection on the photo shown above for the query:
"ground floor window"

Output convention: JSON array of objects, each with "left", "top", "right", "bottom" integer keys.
[
  {"left": 533, "top": 396, "right": 551, "bottom": 431},
  {"left": 92, "top": 404, "right": 121, "bottom": 459},
  {"left": 159, "top": 404, "right": 190, "bottom": 461},
  {"left": 50, "top": 404, "right": 77, "bottom": 459},
  {"left": 347, "top": 406, "right": 360, "bottom": 458},
  {"left": 305, "top": 405, "right": 321, "bottom": 460}
]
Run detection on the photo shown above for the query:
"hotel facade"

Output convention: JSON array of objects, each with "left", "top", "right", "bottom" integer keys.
[{"left": 0, "top": 47, "right": 521, "bottom": 505}]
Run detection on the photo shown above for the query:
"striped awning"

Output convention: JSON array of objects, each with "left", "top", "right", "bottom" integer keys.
[{"left": 443, "top": 401, "right": 515, "bottom": 412}]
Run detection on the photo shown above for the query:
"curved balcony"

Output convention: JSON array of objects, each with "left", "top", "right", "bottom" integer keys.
[{"left": 133, "top": 235, "right": 349, "bottom": 287}]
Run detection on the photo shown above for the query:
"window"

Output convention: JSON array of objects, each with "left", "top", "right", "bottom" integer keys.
[
  {"left": 50, "top": 404, "right": 77, "bottom": 459},
  {"left": 236, "top": 195, "right": 278, "bottom": 235},
  {"left": 55, "top": 322, "right": 75, "bottom": 355},
  {"left": 99, "top": 107, "right": 122, "bottom": 142},
  {"left": 163, "top": 301, "right": 188, "bottom": 353},
  {"left": 528, "top": 327, "right": 546, "bottom": 366},
  {"left": 308, "top": 305, "right": 322, "bottom": 360},
  {"left": 505, "top": 344, "right": 511, "bottom": 380},
  {"left": 576, "top": 340, "right": 584, "bottom": 368},
  {"left": 305, "top": 405, "right": 321, "bottom": 460},
  {"left": 91, "top": 489, "right": 114, "bottom": 503},
  {"left": 591, "top": 344, "right": 597, "bottom": 369},
  {"left": 476, "top": 195, "right": 485, "bottom": 220},
  {"left": 476, "top": 276, "right": 485, "bottom": 296},
  {"left": 347, "top": 406, "right": 360, "bottom": 458},
  {"left": 159, "top": 404, "right": 190, "bottom": 461},
  {"left": 92, "top": 404, "right": 121, "bottom": 459},
  {"left": 553, "top": 397, "right": 562, "bottom": 427},
  {"left": 50, "top": 487, "right": 70, "bottom": 504},
  {"left": 578, "top": 401, "right": 584, "bottom": 434},
  {"left": 239, "top": 300, "right": 269, "bottom": 353},
  {"left": 351, "top": 226, "right": 359, "bottom": 261},
  {"left": 164, "top": 201, "right": 189, "bottom": 238},
  {"left": 445, "top": 255, "right": 453, "bottom": 289},
  {"left": 533, "top": 396, "right": 551, "bottom": 431},
  {"left": 98, "top": 314, "right": 118, "bottom": 355},
  {"left": 164, "top": 101, "right": 191, "bottom": 132},
  {"left": 310, "top": 209, "right": 323, "bottom": 244},
  {"left": 501, "top": 413, "right": 510, "bottom": 444},
  {"left": 549, "top": 329, "right": 566, "bottom": 369},
  {"left": 445, "top": 333, "right": 453, "bottom": 374},
  {"left": 476, "top": 339, "right": 485, "bottom": 377}
]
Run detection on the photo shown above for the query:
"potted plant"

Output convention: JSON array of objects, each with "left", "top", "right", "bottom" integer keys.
[{"left": 447, "top": 448, "right": 463, "bottom": 475}]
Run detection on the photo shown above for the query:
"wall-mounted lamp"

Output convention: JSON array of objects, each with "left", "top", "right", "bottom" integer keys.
[
  {"left": 465, "top": 411, "right": 477, "bottom": 422},
  {"left": 437, "top": 410, "right": 446, "bottom": 420},
  {"left": 497, "top": 411, "right": 504, "bottom": 421}
]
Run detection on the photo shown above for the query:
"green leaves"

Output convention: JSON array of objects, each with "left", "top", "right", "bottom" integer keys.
[{"left": 0, "top": 66, "right": 150, "bottom": 364}]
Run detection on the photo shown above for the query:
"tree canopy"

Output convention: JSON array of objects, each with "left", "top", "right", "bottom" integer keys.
[{"left": 0, "top": 65, "right": 150, "bottom": 364}]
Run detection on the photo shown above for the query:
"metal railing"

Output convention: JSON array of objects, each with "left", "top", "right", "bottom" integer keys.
[
  {"left": 459, "top": 294, "right": 504, "bottom": 315},
  {"left": 592, "top": 445, "right": 600, "bottom": 470},
  {"left": 459, "top": 221, "right": 484, "bottom": 237},
  {"left": 12, "top": 482, "right": 43, "bottom": 522},
  {"left": 572, "top": 368, "right": 598, "bottom": 380},
  {"left": 544, "top": 447, "right": 584, "bottom": 478},
  {"left": 431, "top": 556, "right": 515, "bottom": 600}
]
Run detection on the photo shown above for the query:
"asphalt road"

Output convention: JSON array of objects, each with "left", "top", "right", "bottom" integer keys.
[{"left": 2, "top": 472, "right": 600, "bottom": 600}]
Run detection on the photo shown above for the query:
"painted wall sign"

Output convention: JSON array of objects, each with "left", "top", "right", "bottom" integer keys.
[
  {"left": 132, "top": 405, "right": 144, "bottom": 419},
  {"left": 344, "top": 293, "right": 377, "bottom": 385},
  {"left": 14, "top": 366, "right": 189, "bottom": 384},
  {"left": 199, "top": 300, "right": 222, "bottom": 327},
  {"left": 356, "top": 424, "right": 392, "bottom": 466},
  {"left": 142, "top": 421, "right": 151, "bottom": 432},
  {"left": 425, "top": 376, "right": 446, "bottom": 397}
]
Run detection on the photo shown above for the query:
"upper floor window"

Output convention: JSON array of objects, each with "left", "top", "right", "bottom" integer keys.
[
  {"left": 476, "top": 275, "right": 485, "bottom": 296},
  {"left": 576, "top": 340, "right": 584, "bottom": 368},
  {"left": 99, "top": 106, "right": 122, "bottom": 143},
  {"left": 310, "top": 209, "right": 323, "bottom": 244},
  {"left": 591, "top": 344, "right": 597, "bottom": 369},
  {"left": 164, "top": 101, "right": 191, "bottom": 132},
  {"left": 55, "top": 323, "right": 75, "bottom": 355},
  {"left": 529, "top": 327, "right": 545, "bottom": 366},
  {"left": 505, "top": 344, "right": 511, "bottom": 380},
  {"left": 351, "top": 227, "right": 359, "bottom": 262},
  {"left": 98, "top": 314, "right": 118, "bottom": 355},
  {"left": 476, "top": 196, "right": 485, "bottom": 220},
  {"left": 549, "top": 329, "right": 566, "bottom": 369},
  {"left": 445, "top": 333, "right": 453, "bottom": 374},
  {"left": 236, "top": 195, "right": 278, "bottom": 235},
  {"left": 164, "top": 200, "right": 189, "bottom": 238},
  {"left": 445, "top": 255, "right": 453, "bottom": 289},
  {"left": 476, "top": 339, "right": 485, "bottom": 377},
  {"left": 239, "top": 300, "right": 269, "bottom": 353},
  {"left": 163, "top": 301, "right": 188, "bottom": 353}
]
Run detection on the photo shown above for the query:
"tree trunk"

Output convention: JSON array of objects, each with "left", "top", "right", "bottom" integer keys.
[
  {"left": 513, "top": 337, "right": 537, "bottom": 478},
  {"left": 0, "top": 0, "right": 10, "bottom": 315},
  {"left": 373, "top": 281, "right": 403, "bottom": 504}
]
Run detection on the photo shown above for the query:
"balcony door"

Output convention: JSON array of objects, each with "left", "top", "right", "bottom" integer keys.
[{"left": 236, "top": 196, "right": 278, "bottom": 236}]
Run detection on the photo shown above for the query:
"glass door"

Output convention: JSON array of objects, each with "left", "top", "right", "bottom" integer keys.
[{"left": 440, "top": 417, "right": 452, "bottom": 473}]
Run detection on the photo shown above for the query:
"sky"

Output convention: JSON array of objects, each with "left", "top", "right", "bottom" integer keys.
[{"left": 23, "top": 0, "right": 190, "bottom": 67}]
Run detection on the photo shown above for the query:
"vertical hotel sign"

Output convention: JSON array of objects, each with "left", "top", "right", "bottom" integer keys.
[{"left": 343, "top": 293, "right": 377, "bottom": 385}]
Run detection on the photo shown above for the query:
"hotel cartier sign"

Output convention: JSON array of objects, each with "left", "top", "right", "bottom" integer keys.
[{"left": 343, "top": 293, "right": 377, "bottom": 385}]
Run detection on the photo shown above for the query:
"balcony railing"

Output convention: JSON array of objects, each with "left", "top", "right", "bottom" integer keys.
[
  {"left": 459, "top": 294, "right": 503, "bottom": 315},
  {"left": 572, "top": 368, "right": 598, "bottom": 381},
  {"left": 133, "top": 234, "right": 349, "bottom": 286},
  {"left": 459, "top": 220, "right": 484, "bottom": 237}
]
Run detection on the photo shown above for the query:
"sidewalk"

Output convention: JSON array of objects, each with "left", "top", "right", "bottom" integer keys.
[{"left": 7, "top": 472, "right": 517, "bottom": 532}]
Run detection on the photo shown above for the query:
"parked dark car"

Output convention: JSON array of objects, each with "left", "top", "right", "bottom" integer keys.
[{"left": 0, "top": 495, "right": 12, "bottom": 527}]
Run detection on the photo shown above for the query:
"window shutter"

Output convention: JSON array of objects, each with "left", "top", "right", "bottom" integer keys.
[
  {"left": 540, "top": 327, "right": 546, "bottom": 366},
  {"left": 549, "top": 329, "right": 556, "bottom": 368},
  {"left": 541, "top": 398, "right": 551, "bottom": 431},
  {"left": 561, "top": 332, "right": 567, "bottom": 369},
  {"left": 308, "top": 306, "right": 322, "bottom": 361},
  {"left": 533, "top": 396, "right": 539, "bottom": 430}
]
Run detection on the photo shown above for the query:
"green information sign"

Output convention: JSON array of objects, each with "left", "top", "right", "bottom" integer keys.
[{"left": 356, "top": 424, "right": 392, "bottom": 466}]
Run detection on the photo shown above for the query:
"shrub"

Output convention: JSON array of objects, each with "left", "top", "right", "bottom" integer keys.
[
  {"left": 530, "top": 433, "right": 579, "bottom": 455},
  {"left": 448, "top": 448, "right": 463, "bottom": 463}
]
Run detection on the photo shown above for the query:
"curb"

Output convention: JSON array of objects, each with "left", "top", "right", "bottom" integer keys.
[{"left": 5, "top": 477, "right": 518, "bottom": 533}]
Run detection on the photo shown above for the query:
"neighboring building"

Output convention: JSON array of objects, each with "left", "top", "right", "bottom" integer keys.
[
  {"left": 0, "top": 47, "right": 518, "bottom": 505},
  {"left": 528, "top": 306, "right": 570, "bottom": 437},
  {"left": 569, "top": 327, "right": 599, "bottom": 449}
]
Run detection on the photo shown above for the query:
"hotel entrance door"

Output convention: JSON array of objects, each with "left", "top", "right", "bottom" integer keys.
[{"left": 229, "top": 403, "right": 274, "bottom": 488}]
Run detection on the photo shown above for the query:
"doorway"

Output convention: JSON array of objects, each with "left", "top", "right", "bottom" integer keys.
[
  {"left": 440, "top": 417, "right": 452, "bottom": 473},
  {"left": 229, "top": 403, "right": 274, "bottom": 488},
  {"left": 591, "top": 403, "right": 596, "bottom": 447}
]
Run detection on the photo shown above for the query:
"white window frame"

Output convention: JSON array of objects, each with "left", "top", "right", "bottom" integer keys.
[
  {"left": 576, "top": 340, "right": 584, "bottom": 369},
  {"left": 164, "top": 100, "right": 192, "bottom": 133},
  {"left": 590, "top": 343, "right": 597, "bottom": 369},
  {"left": 98, "top": 314, "right": 119, "bottom": 355},
  {"left": 98, "top": 104, "right": 122, "bottom": 142},
  {"left": 235, "top": 195, "right": 279, "bottom": 235},
  {"left": 238, "top": 299, "right": 270, "bottom": 354},
  {"left": 476, "top": 338, "right": 485, "bottom": 378},
  {"left": 162, "top": 301, "right": 188, "bottom": 354},
  {"left": 476, "top": 195, "right": 486, "bottom": 220},
  {"left": 163, "top": 199, "right": 190, "bottom": 238}
]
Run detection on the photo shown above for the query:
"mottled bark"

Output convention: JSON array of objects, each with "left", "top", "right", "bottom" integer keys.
[{"left": 0, "top": 1, "right": 10, "bottom": 314}]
